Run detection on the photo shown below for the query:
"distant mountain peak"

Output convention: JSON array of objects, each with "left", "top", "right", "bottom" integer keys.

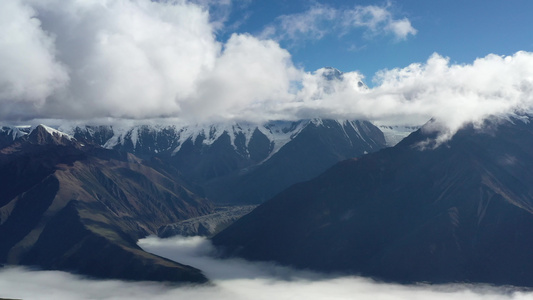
[
  {"left": 213, "top": 115, "right": 533, "bottom": 287},
  {"left": 316, "top": 67, "right": 368, "bottom": 92},
  {"left": 27, "top": 124, "right": 77, "bottom": 146},
  {"left": 321, "top": 67, "right": 344, "bottom": 81}
]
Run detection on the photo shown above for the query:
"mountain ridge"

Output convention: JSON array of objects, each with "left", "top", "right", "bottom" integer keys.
[
  {"left": 212, "top": 115, "right": 533, "bottom": 287},
  {"left": 7, "top": 118, "right": 394, "bottom": 204},
  {"left": 0, "top": 125, "right": 212, "bottom": 283}
]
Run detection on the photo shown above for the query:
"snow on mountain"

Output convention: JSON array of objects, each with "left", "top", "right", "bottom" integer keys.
[
  {"left": 0, "top": 125, "right": 31, "bottom": 141},
  {"left": 1, "top": 124, "right": 75, "bottom": 142},
  {"left": 2, "top": 119, "right": 387, "bottom": 204},
  {"left": 101, "top": 126, "right": 137, "bottom": 149},
  {"left": 61, "top": 120, "right": 316, "bottom": 161},
  {"left": 39, "top": 124, "right": 75, "bottom": 141},
  {"left": 1, "top": 125, "right": 78, "bottom": 147},
  {"left": 4, "top": 119, "right": 398, "bottom": 155},
  {"left": 314, "top": 67, "right": 368, "bottom": 96},
  {"left": 255, "top": 121, "right": 307, "bottom": 160},
  {"left": 320, "top": 67, "right": 344, "bottom": 81},
  {"left": 378, "top": 125, "right": 419, "bottom": 146},
  {"left": 171, "top": 122, "right": 262, "bottom": 154},
  {"left": 168, "top": 120, "right": 309, "bottom": 159},
  {"left": 20, "top": 118, "right": 391, "bottom": 159}
]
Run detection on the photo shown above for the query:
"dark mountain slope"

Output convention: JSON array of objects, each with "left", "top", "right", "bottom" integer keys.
[
  {"left": 0, "top": 126, "right": 30, "bottom": 149},
  {"left": 0, "top": 125, "right": 212, "bottom": 283},
  {"left": 67, "top": 119, "right": 387, "bottom": 204},
  {"left": 205, "top": 120, "right": 386, "bottom": 204},
  {"left": 213, "top": 116, "right": 533, "bottom": 287}
]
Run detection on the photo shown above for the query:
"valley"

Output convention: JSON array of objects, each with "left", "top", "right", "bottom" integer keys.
[
  {"left": 6, "top": 115, "right": 533, "bottom": 289},
  {"left": 2, "top": 0, "right": 533, "bottom": 298},
  {"left": 0, "top": 118, "right": 393, "bottom": 283}
]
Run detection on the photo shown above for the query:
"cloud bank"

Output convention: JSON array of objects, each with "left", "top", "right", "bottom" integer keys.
[
  {"left": 289, "top": 52, "right": 533, "bottom": 142},
  {"left": 0, "top": 236, "right": 531, "bottom": 300},
  {"left": 1, "top": 0, "right": 533, "bottom": 142}
]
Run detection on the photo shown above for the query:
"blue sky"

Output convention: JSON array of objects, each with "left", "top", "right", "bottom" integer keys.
[{"left": 215, "top": 0, "right": 533, "bottom": 83}]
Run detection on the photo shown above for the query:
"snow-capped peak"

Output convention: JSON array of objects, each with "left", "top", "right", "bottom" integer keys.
[
  {"left": 172, "top": 121, "right": 308, "bottom": 158},
  {"left": 37, "top": 124, "right": 75, "bottom": 141},
  {"left": 320, "top": 67, "right": 344, "bottom": 81},
  {"left": 1, "top": 125, "right": 31, "bottom": 141}
]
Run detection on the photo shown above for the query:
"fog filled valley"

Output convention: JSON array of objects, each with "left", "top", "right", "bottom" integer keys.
[{"left": 1, "top": 236, "right": 532, "bottom": 300}]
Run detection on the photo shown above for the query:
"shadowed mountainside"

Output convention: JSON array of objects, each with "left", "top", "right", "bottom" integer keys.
[
  {"left": 65, "top": 119, "right": 388, "bottom": 204},
  {"left": 213, "top": 116, "right": 533, "bottom": 287},
  {"left": 0, "top": 125, "right": 212, "bottom": 283}
]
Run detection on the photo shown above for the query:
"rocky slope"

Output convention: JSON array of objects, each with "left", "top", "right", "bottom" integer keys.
[
  {"left": 158, "top": 205, "right": 257, "bottom": 238},
  {"left": 0, "top": 125, "right": 212, "bottom": 283},
  {"left": 204, "top": 119, "right": 386, "bottom": 204},
  {"left": 213, "top": 115, "right": 533, "bottom": 287}
]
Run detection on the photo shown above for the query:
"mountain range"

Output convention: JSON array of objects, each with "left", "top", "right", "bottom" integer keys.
[
  {"left": 0, "top": 125, "right": 211, "bottom": 282},
  {"left": 53, "top": 119, "right": 390, "bottom": 204},
  {"left": 213, "top": 115, "right": 533, "bottom": 287},
  {"left": 6, "top": 114, "right": 533, "bottom": 287},
  {"left": 0, "top": 117, "right": 393, "bottom": 282}
]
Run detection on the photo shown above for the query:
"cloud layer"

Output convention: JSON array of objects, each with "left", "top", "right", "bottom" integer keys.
[
  {"left": 1, "top": 0, "right": 533, "bottom": 142},
  {"left": 287, "top": 51, "right": 533, "bottom": 141},
  {"left": 0, "top": 236, "right": 531, "bottom": 300}
]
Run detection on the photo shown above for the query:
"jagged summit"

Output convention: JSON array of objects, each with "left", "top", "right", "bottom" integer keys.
[
  {"left": 28, "top": 118, "right": 387, "bottom": 204},
  {"left": 1, "top": 125, "right": 80, "bottom": 150},
  {"left": 27, "top": 125, "right": 77, "bottom": 146},
  {"left": 316, "top": 67, "right": 368, "bottom": 92},
  {"left": 321, "top": 67, "right": 344, "bottom": 81},
  {"left": 62, "top": 119, "right": 381, "bottom": 158},
  {"left": 1, "top": 118, "right": 389, "bottom": 205},
  {"left": 0, "top": 125, "right": 31, "bottom": 148}
]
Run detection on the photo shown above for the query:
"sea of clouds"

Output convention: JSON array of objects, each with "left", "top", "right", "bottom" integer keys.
[{"left": 0, "top": 235, "right": 532, "bottom": 300}]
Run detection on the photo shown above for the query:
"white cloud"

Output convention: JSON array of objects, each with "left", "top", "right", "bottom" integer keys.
[
  {"left": 261, "top": 5, "right": 337, "bottom": 42},
  {"left": 262, "top": 2, "right": 417, "bottom": 42},
  {"left": 266, "top": 51, "right": 533, "bottom": 144},
  {"left": 0, "top": 0, "right": 223, "bottom": 120},
  {"left": 1, "top": 0, "right": 533, "bottom": 144},
  {"left": 179, "top": 33, "right": 302, "bottom": 123},
  {"left": 386, "top": 18, "right": 417, "bottom": 40},
  {"left": 342, "top": 3, "right": 417, "bottom": 40},
  {"left": 33, "top": 0, "right": 220, "bottom": 120},
  {"left": 0, "top": 0, "right": 301, "bottom": 124},
  {"left": 0, "top": 236, "right": 530, "bottom": 300},
  {"left": 187, "top": 0, "right": 236, "bottom": 31},
  {"left": 371, "top": 51, "right": 533, "bottom": 141},
  {"left": 0, "top": 0, "right": 68, "bottom": 119}
]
